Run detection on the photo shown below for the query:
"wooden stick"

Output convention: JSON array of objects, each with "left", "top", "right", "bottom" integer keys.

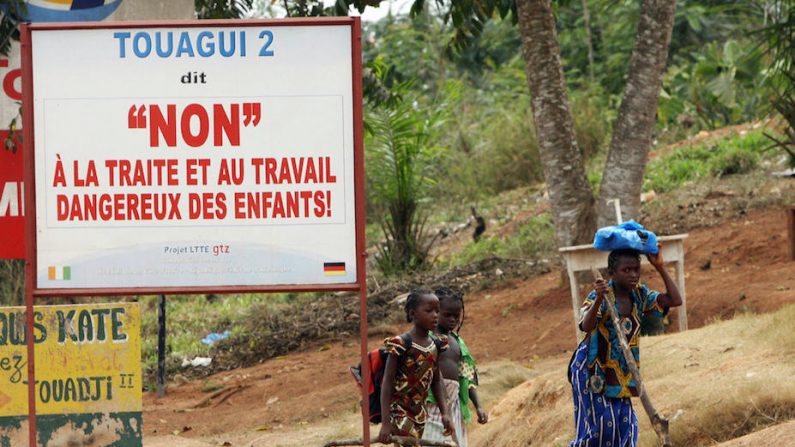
[
  {"left": 591, "top": 268, "right": 671, "bottom": 447},
  {"left": 189, "top": 384, "right": 249, "bottom": 409},
  {"left": 323, "top": 436, "right": 457, "bottom": 447}
]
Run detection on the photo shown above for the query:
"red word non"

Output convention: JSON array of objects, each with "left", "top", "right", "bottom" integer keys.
[{"left": 134, "top": 102, "right": 261, "bottom": 148}]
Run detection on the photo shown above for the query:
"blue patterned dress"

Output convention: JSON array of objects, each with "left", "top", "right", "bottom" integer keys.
[{"left": 568, "top": 281, "right": 667, "bottom": 447}]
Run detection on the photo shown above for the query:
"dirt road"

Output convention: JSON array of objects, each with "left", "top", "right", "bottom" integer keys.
[{"left": 143, "top": 206, "right": 795, "bottom": 445}]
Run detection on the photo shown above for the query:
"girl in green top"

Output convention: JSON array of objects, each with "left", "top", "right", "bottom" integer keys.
[{"left": 423, "top": 287, "right": 488, "bottom": 447}]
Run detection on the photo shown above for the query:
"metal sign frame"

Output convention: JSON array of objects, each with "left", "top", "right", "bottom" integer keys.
[{"left": 21, "top": 17, "right": 372, "bottom": 447}]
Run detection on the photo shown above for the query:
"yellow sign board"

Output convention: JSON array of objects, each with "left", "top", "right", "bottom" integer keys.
[{"left": 0, "top": 303, "right": 141, "bottom": 417}]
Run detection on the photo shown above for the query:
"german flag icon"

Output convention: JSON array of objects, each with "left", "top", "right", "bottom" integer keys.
[{"left": 323, "top": 262, "right": 346, "bottom": 276}]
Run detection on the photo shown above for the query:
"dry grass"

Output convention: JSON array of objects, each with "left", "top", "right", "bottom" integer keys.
[
  {"left": 468, "top": 304, "right": 795, "bottom": 447},
  {"left": 169, "top": 306, "right": 795, "bottom": 447},
  {"left": 716, "top": 420, "right": 795, "bottom": 446},
  {"left": 474, "top": 360, "right": 539, "bottom": 406}
]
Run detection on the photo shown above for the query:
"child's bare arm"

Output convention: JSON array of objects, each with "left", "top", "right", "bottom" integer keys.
[
  {"left": 468, "top": 387, "right": 488, "bottom": 423},
  {"left": 580, "top": 279, "right": 608, "bottom": 332},
  {"left": 378, "top": 354, "right": 397, "bottom": 443},
  {"left": 646, "top": 249, "right": 682, "bottom": 308},
  {"left": 431, "top": 366, "right": 452, "bottom": 435}
]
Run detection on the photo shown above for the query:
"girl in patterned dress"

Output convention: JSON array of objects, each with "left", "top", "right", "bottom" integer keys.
[
  {"left": 569, "top": 248, "right": 682, "bottom": 447},
  {"left": 378, "top": 288, "right": 453, "bottom": 444}
]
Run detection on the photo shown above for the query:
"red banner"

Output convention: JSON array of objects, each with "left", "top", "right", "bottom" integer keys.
[{"left": 0, "top": 130, "right": 24, "bottom": 259}]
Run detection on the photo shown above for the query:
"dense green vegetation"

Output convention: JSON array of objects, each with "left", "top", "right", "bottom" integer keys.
[
  {"left": 451, "top": 213, "right": 556, "bottom": 266},
  {"left": 643, "top": 129, "right": 768, "bottom": 193},
  {"left": 363, "top": 1, "right": 778, "bottom": 203},
  {"left": 138, "top": 293, "right": 303, "bottom": 389}
]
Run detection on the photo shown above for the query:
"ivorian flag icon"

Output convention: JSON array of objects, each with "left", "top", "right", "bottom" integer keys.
[
  {"left": 323, "top": 262, "right": 346, "bottom": 276},
  {"left": 48, "top": 266, "right": 71, "bottom": 280}
]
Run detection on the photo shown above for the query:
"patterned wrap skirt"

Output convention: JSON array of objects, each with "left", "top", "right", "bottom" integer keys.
[
  {"left": 569, "top": 341, "right": 638, "bottom": 447},
  {"left": 422, "top": 378, "right": 466, "bottom": 447}
]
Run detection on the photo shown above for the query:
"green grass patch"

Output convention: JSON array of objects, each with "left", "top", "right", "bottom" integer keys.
[
  {"left": 139, "top": 293, "right": 303, "bottom": 390},
  {"left": 643, "top": 130, "right": 768, "bottom": 193},
  {"left": 430, "top": 185, "right": 538, "bottom": 226},
  {"left": 200, "top": 381, "right": 224, "bottom": 393},
  {"left": 710, "top": 144, "right": 760, "bottom": 177},
  {"left": 448, "top": 212, "right": 556, "bottom": 266}
]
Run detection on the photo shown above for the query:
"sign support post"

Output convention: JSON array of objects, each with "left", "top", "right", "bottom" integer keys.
[
  {"left": 349, "top": 17, "right": 371, "bottom": 446},
  {"left": 21, "top": 23, "right": 37, "bottom": 447},
  {"left": 25, "top": 285, "right": 37, "bottom": 447},
  {"left": 157, "top": 294, "right": 167, "bottom": 397},
  {"left": 358, "top": 287, "right": 370, "bottom": 445}
]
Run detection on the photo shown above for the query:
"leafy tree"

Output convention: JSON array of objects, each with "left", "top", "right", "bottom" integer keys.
[
  {"left": 310, "top": 0, "right": 679, "bottom": 245},
  {"left": 195, "top": 0, "right": 254, "bottom": 19},
  {"left": 660, "top": 39, "right": 766, "bottom": 129},
  {"left": 362, "top": 8, "right": 452, "bottom": 97},
  {"left": 758, "top": 0, "right": 794, "bottom": 75},
  {"left": 557, "top": 0, "right": 639, "bottom": 94},
  {"left": 0, "top": 0, "right": 24, "bottom": 56},
  {"left": 758, "top": 0, "right": 795, "bottom": 166},
  {"left": 647, "top": 3, "right": 772, "bottom": 133},
  {"left": 365, "top": 70, "right": 454, "bottom": 274}
]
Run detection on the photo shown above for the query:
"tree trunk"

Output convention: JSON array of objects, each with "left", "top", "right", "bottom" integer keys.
[
  {"left": 516, "top": 0, "right": 596, "bottom": 247},
  {"left": 597, "top": 0, "right": 677, "bottom": 228}
]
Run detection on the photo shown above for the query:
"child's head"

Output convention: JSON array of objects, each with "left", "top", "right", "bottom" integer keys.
[
  {"left": 405, "top": 288, "right": 440, "bottom": 332},
  {"left": 607, "top": 249, "right": 641, "bottom": 290},
  {"left": 434, "top": 286, "right": 464, "bottom": 333}
]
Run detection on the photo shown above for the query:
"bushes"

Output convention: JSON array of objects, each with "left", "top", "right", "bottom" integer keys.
[
  {"left": 658, "top": 37, "right": 770, "bottom": 133},
  {"left": 711, "top": 147, "right": 759, "bottom": 177},
  {"left": 450, "top": 213, "right": 556, "bottom": 266},
  {"left": 644, "top": 130, "right": 767, "bottom": 193},
  {"left": 644, "top": 146, "right": 712, "bottom": 193},
  {"left": 437, "top": 60, "right": 543, "bottom": 200},
  {"left": 138, "top": 293, "right": 268, "bottom": 388},
  {"left": 571, "top": 84, "right": 614, "bottom": 160},
  {"left": 438, "top": 61, "right": 612, "bottom": 202},
  {"left": 365, "top": 77, "right": 454, "bottom": 275},
  {"left": 0, "top": 260, "right": 24, "bottom": 306}
]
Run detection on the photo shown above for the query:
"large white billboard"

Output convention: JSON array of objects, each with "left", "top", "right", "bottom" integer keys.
[{"left": 27, "top": 20, "right": 362, "bottom": 292}]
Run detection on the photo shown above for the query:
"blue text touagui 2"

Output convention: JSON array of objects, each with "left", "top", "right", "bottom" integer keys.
[{"left": 113, "top": 29, "right": 275, "bottom": 58}]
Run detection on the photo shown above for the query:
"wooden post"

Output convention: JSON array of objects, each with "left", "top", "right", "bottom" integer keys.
[
  {"left": 157, "top": 294, "right": 167, "bottom": 397},
  {"left": 675, "top": 258, "right": 688, "bottom": 331},
  {"left": 25, "top": 280, "right": 37, "bottom": 447},
  {"left": 608, "top": 198, "right": 623, "bottom": 224},
  {"left": 21, "top": 23, "right": 38, "bottom": 447},
  {"left": 359, "top": 287, "right": 371, "bottom": 447}
]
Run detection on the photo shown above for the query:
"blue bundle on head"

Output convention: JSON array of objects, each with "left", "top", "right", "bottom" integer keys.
[{"left": 593, "top": 220, "right": 658, "bottom": 254}]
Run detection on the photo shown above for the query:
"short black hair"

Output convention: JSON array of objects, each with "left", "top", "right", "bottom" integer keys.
[
  {"left": 405, "top": 288, "right": 434, "bottom": 323},
  {"left": 434, "top": 286, "right": 465, "bottom": 332},
  {"left": 607, "top": 249, "right": 641, "bottom": 274}
]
